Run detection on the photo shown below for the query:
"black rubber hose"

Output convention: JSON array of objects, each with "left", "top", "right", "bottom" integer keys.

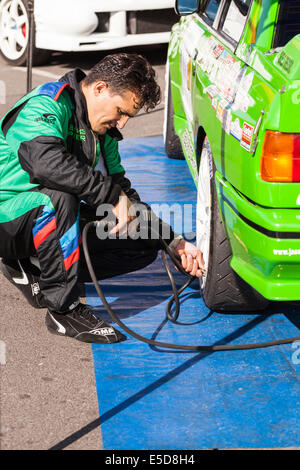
[
  {"left": 82, "top": 221, "right": 300, "bottom": 351},
  {"left": 161, "top": 249, "right": 195, "bottom": 322}
]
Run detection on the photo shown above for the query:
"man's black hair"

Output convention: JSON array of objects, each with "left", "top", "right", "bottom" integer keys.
[{"left": 83, "top": 53, "right": 161, "bottom": 111}]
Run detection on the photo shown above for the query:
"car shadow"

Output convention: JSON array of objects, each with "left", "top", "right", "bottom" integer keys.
[
  {"left": 41, "top": 44, "right": 168, "bottom": 71},
  {"left": 50, "top": 255, "right": 300, "bottom": 450},
  {"left": 85, "top": 253, "right": 300, "bottom": 340}
]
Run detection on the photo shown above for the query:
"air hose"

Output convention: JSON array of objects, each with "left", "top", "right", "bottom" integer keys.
[{"left": 82, "top": 221, "right": 300, "bottom": 351}]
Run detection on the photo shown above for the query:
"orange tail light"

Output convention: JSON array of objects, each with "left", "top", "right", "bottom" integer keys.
[{"left": 260, "top": 131, "right": 300, "bottom": 182}]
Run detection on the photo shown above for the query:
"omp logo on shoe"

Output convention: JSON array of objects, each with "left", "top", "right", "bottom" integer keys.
[
  {"left": 34, "top": 113, "right": 57, "bottom": 124},
  {"left": 90, "top": 327, "right": 115, "bottom": 336}
]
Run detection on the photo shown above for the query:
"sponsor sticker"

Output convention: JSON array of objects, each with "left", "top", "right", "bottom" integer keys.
[
  {"left": 211, "top": 96, "right": 218, "bottom": 110},
  {"left": 240, "top": 122, "right": 254, "bottom": 151},
  {"left": 204, "top": 84, "right": 219, "bottom": 98},
  {"left": 230, "top": 118, "right": 242, "bottom": 141},
  {"left": 273, "top": 248, "right": 300, "bottom": 257},
  {"left": 276, "top": 50, "right": 294, "bottom": 74},
  {"left": 219, "top": 50, "right": 228, "bottom": 62},
  {"left": 224, "top": 54, "right": 236, "bottom": 66},
  {"left": 182, "top": 128, "right": 197, "bottom": 171},
  {"left": 206, "top": 141, "right": 213, "bottom": 180},
  {"left": 232, "top": 70, "right": 255, "bottom": 112},
  {"left": 223, "top": 108, "right": 232, "bottom": 135},
  {"left": 213, "top": 44, "right": 225, "bottom": 59},
  {"left": 216, "top": 99, "right": 227, "bottom": 122}
]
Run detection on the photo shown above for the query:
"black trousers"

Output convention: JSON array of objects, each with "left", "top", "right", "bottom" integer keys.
[{"left": 0, "top": 187, "right": 160, "bottom": 312}]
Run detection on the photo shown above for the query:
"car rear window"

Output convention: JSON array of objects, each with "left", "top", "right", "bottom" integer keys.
[{"left": 273, "top": 0, "right": 300, "bottom": 47}]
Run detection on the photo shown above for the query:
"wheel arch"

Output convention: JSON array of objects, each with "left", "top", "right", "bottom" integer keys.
[{"left": 195, "top": 125, "right": 207, "bottom": 171}]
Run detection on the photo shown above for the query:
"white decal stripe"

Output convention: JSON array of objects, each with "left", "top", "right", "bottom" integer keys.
[
  {"left": 12, "top": 261, "right": 29, "bottom": 285},
  {"left": 48, "top": 313, "right": 66, "bottom": 335}
]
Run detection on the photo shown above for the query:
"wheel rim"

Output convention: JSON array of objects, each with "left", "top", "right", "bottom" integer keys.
[
  {"left": 196, "top": 138, "right": 212, "bottom": 289},
  {"left": 0, "top": 0, "right": 28, "bottom": 61}
]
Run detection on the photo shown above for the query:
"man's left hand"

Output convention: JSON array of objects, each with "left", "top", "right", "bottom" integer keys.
[{"left": 173, "top": 239, "right": 206, "bottom": 278}]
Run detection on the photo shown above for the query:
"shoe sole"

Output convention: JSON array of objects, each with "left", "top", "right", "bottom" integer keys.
[{"left": 46, "top": 324, "right": 121, "bottom": 343}]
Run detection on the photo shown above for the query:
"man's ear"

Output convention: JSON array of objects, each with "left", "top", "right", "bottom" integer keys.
[{"left": 93, "top": 81, "right": 108, "bottom": 97}]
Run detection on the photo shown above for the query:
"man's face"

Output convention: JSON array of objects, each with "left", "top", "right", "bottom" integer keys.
[{"left": 82, "top": 81, "right": 141, "bottom": 135}]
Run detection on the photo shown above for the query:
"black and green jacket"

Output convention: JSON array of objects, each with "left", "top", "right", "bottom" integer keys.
[
  {"left": 0, "top": 68, "right": 177, "bottom": 246},
  {"left": 0, "top": 69, "right": 140, "bottom": 222}
]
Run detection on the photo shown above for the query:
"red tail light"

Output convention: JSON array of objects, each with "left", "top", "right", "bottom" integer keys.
[{"left": 260, "top": 131, "right": 300, "bottom": 182}]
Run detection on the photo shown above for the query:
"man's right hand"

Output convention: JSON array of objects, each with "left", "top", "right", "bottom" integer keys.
[{"left": 110, "top": 190, "right": 136, "bottom": 236}]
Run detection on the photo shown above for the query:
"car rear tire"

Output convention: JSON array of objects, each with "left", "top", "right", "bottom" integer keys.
[
  {"left": 0, "top": 0, "right": 51, "bottom": 66},
  {"left": 164, "top": 66, "right": 185, "bottom": 160},
  {"left": 196, "top": 137, "right": 269, "bottom": 312}
]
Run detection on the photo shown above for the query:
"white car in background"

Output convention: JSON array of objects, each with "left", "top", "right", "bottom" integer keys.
[{"left": 0, "top": 0, "right": 177, "bottom": 65}]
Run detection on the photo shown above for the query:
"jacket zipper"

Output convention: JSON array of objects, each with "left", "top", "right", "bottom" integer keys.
[
  {"left": 92, "top": 132, "right": 109, "bottom": 174},
  {"left": 92, "top": 131, "right": 97, "bottom": 167}
]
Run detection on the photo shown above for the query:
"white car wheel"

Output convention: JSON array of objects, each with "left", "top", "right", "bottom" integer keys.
[
  {"left": 196, "top": 137, "right": 212, "bottom": 290},
  {"left": 0, "top": 0, "right": 50, "bottom": 66},
  {"left": 0, "top": 0, "right": 28, "bottom": 61}
]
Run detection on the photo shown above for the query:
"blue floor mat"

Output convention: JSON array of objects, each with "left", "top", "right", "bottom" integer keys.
[{"left": 88, "top": 136, "right": 300, "bottom": 450}]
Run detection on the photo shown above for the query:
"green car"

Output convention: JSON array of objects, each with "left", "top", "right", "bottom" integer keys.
[{"left": 164, "top": 0, "right": 300, "bottom": 311}]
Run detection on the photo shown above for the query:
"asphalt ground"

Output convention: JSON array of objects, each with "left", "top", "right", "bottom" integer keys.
[{"left": 0, "top": 44, "right": 168, "bottom": 450}]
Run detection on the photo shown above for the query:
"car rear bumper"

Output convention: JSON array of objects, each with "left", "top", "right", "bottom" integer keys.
[
  {"left": 34, "top": 5, "right": 176, "bottom": 52},
  {"left": 36, "top": 31, "right": 171, "bottom": 52},
  {"left": 215, "top": 172, "right": 300, "bottom": 301}
]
